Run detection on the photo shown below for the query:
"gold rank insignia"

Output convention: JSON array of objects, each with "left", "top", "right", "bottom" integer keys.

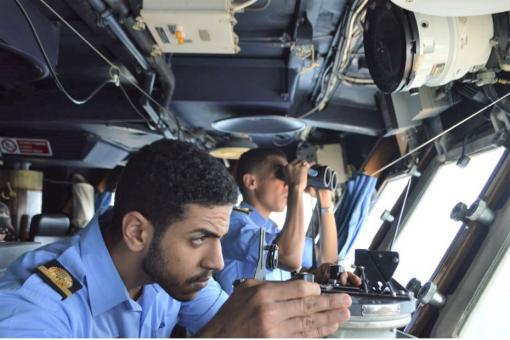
[
  {"left": 36, "top": 260, "right": 82, "bottom": 300},
  {"left": 233, "top": 206, "right": 252, "bottom": 215}
]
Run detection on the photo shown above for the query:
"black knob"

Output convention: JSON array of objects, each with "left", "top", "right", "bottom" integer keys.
[
  {"left": 406, "top": 278, "right": 422, "bottom": 298},
  {"left": 450, "top": 202, "right": 468, "bottom": 221},
  {"left": 329, "top": 265, "right": 342, "bottom": 279}
]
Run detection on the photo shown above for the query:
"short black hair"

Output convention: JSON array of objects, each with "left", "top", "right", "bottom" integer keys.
[
  {"left": 112, "top": 139, "right": 238, "bottom": 235},
  {"left": 236, "top": 148, "right": 286, "bottom": 196}
]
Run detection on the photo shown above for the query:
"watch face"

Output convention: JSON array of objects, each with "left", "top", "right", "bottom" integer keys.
[
  {"left": 267, "top": 244, "right": 279, "bottom": 270},
  {"left": 321, "top": 206, "right": 333, "bottom": 214}
]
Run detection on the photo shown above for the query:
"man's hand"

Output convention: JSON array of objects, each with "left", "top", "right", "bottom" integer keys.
[
  {"left": 312, "top": 263, "right": 363, "bottom": 287},
  {"left": 305, "top": 187, "right": 333, "bottom": 207},
  {"left": 197, "top": 279, "right": 351, "bottom": 338},
  {"left": 284, "top": 160, "right": 310, "bottom": 192}
]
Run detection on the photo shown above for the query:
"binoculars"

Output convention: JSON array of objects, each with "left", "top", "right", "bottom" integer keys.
[{"left": 276, "top": 164, "right": 338, "bottom": 190}]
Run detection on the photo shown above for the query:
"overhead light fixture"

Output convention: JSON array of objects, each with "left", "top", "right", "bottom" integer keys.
[{"left": 209, "top": 138, "right": 258, "bottom": 160}]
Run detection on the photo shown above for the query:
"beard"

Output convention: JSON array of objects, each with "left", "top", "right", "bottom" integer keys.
[{"left": 141, "top": 233, "right": 212, "bottom": 302}]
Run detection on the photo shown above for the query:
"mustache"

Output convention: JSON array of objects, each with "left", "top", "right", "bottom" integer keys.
[{"left": 186, "top": 271, "right": 213, "bottom": 284}]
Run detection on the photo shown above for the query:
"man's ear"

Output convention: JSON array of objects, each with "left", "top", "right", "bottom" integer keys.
[
  {"left": 121, "top": 211, "right": 152, "bottom": 252},
  {"left": 242, "top": 173, "right": 257, "bottom": 191}
]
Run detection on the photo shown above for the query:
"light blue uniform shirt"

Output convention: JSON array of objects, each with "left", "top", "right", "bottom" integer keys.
[
  {"left": 0, "top": 216, "right": 227, "bottom": 337},
  {"left": 215, "top": 202, "right": 314, "bottom": 294}
]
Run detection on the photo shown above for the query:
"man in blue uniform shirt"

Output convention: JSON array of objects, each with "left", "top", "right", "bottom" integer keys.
[
  {"left": 216, "top": 148, "right": 358, "bottom": 294},
  {"left": 0, "top": 140, "right": 352, "bottom": 338}
]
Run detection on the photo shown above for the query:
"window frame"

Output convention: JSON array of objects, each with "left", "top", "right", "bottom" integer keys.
[
  {"left": 389, "top": 146, "right": 505, "bottom": 285},
  {"left": 370, "top": 147, "right": 440, "bottom": 251},
  {"left": 429, "top": 151, "right": 510, "bottom": 337},
  {"left": 372, "top": 138, "right": 503, "bottom": 252},
  {"left": 406, "top": 147, "right": 509, "bottom": 337}
]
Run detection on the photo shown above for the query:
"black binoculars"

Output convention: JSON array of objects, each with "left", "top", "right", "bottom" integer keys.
[{"left": 275, "top": 164, "right": 338, "bottom": 190}]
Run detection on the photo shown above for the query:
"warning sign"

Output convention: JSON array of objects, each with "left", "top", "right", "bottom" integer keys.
[{"left": 0, "top": 137, "right": 53, "bottom": 157}]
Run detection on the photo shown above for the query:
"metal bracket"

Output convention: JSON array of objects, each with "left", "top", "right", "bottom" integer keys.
[
  {"left": 417, "top": 281, "right": 446, "bottom": 308},
  {"left": 381, "top": 209, "right": 395, "bottom": 223},
  {"left": 150, "top": 45, "right": 163, "bottom": 57},
  {"left": 132, "top": 16, "right": 146, "bottom": 31},
  {"left": 407, "top": 164, "right": 422, "bottom": 178},
  {"left": 490, "top": 108, "right": 510, "bottom": 149},
  {"left": 354, "top": 249, "right": 400, "bottom": 294}
]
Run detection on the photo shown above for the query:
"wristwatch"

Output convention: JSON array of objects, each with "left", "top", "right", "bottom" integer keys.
[
  {"left": 265, "top": 243, "right": 279, "bottom": 270},
  {"left": 320, "top": 205, "right": 334, "bottom": 214}
]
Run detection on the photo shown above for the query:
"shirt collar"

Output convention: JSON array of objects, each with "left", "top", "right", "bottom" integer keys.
[
  {"left": 79, "top": 214, "right": 131, "bottom": 316},
  {"left": 240, "top": 201, "right": 278, "bottom": 233}
]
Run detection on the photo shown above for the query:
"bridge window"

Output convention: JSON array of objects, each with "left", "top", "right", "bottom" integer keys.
[
  {"left": 392, "top": 147, "right": 505, "bottom": 285},
  {"left": 459, "top": 235, "right": 510, "bottom": 337},
  {"left": 342, "top": 174, "right": 410, "bottom": 266}
]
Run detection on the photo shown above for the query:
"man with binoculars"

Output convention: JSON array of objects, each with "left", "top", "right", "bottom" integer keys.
[{"left": 215, "top": 148, "right": 360, "bottom": 294}]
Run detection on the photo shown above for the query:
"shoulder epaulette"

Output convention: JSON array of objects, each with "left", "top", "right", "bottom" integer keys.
[
  {"left": 36, "top": 259, "right": 82, "bottom": 300},
  {"left": 233, "top": 206, "right": 252, "bottom": 215}
]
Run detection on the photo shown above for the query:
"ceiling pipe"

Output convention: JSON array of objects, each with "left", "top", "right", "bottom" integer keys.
[
  {"left": 101, "top": 0, "right": 175, "bottom": 106},
  {"left": 85, "top": 0, "right": 176, "bottom": 138},
  {"left": 87, "top": 0, "right": 149, "bottom": 71}
]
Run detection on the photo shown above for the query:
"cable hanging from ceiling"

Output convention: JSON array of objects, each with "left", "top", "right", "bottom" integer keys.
[
  {"left": 15, "top": 0, "right": 117, "bottom": 105},
  {"left": 22, "top": 0, "right": 189, "bottom": 137},
  {"left": 18, "top": 0, "right": 161, "bottom": 132}
]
